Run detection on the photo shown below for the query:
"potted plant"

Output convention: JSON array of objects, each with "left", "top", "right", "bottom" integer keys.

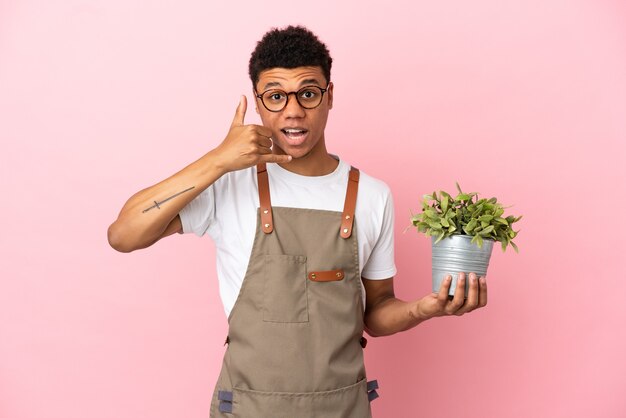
[{"left": 409, "top": 182, "right": 522, "bottom": 297}]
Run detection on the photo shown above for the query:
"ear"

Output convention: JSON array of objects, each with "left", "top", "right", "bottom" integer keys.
[
  {"left": 252, "top": 89, "right": 260, "bottom": 114},
  {"left": 327, "top": 82, "right": 334, "bottom": 110}
]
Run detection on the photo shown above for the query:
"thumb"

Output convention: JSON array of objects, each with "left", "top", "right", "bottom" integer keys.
[{"left": 231, "top": 95, "right": 247, "bottom": 126}]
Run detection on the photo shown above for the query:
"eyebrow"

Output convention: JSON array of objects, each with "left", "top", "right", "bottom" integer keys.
[{"left": 261, "top": 78, "right": 323, "bottom": 91}]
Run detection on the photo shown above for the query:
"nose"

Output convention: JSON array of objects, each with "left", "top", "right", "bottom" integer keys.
[{"left": 283, "top": 93, "right": 306, "bottom": 118}]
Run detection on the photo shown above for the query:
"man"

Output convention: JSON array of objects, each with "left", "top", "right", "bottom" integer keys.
[{"left": 108, "top": 25, "right": 487, "bottom": 417}]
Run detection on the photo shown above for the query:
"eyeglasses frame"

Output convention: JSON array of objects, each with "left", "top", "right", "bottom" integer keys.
[{"left": 254, "top": 84, "right": 330, "bottom": 112}]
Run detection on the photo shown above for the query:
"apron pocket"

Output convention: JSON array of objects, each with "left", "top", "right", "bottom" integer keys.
[
  {"left": 231, "top": 378, "right": 370, "bottom": 418},
  {"left": 263, "top": 254, "right": 309, "bottom": 323}
]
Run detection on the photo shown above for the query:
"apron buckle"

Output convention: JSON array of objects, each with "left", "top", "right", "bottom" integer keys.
[{"left": 367, "top": 380, "right": 379, "bottom": 402}]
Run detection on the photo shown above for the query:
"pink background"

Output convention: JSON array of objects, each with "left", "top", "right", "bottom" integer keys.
[{"left": 1, "top": 0, "right": 625, "bottom": 417}]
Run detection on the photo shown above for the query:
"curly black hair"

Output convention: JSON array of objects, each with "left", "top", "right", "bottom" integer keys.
[{"left": 248, "top": 25, "right": 332, "bottom": 89}]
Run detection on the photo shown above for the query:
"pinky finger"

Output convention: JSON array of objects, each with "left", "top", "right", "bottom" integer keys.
[
  {"left": 478, "top": 277, "right": 488, "bottom": 307},
  {"left": 262, "top": 153, "right": 292, "bottom": 164}
]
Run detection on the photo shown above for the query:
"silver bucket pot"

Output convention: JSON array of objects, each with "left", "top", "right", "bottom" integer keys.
[{"left": 431, "top": 235, "right": 494, "bottom": 297}]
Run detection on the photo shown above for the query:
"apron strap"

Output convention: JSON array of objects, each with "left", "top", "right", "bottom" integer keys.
[
  {"left": 340, "top": 166, "right": 360, "bottom": 239},
  {"left": 256, "top": 163, "right": 274, "bottom": 234},
  {"left": 257, "top": 163, "right": 359, "bottom": 238}
]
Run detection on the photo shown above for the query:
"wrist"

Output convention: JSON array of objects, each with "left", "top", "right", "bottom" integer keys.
[
  {"left": 409, "top": 299, "right": 430, "bottom": 324},
  {"left": 205, "top": 148, "right": 230, "bottom": 177}
]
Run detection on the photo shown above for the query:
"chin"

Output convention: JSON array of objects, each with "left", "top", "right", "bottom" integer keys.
[
  {"left": 273, "top": 142, "right": 312, "bottom": 159},
  {"left": 289, "top": 143, "right": 321, "bottom": 158}
]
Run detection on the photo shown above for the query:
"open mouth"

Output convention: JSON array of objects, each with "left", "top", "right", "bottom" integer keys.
[{"left": 280, "top": 128, "right": 309, "bottom": 144}]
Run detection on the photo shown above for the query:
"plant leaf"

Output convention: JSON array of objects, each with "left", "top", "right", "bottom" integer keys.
[
  {"left": 434, "top": 231, "right": 445, "bottom": 245},
  {"left": 463, "top": 218, "right": 478, "bottom": 234},
  {"left": 441, "top": 194, "right": 449, "bottom": 213},
  {"left": 510, "top": 241, "right": 519, "bottom": 253},
  {"left": 480, "top": 225, "right": 494, "bottom": 236},
  {"left": 427, "top": 220, "right": 442, "bottom": 230},
  {"left": 424, "top": 208, "right": 437, "bottom": 218}
]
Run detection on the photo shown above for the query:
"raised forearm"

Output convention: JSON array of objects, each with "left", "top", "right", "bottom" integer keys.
[
  {"left": 107, "top": 149, "right": 226, "bottom": 252},
  {"left": 108, "top": 97, "right": 292, "bottom": 253}
]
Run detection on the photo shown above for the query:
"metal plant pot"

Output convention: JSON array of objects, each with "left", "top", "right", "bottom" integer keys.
[{"left": 431, "top": 235, "right": 494, "bottom": 297}]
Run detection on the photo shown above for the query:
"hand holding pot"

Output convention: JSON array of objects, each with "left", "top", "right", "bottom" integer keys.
[{"left": 412, "top": 272, "right": 487, "bottom": 319}]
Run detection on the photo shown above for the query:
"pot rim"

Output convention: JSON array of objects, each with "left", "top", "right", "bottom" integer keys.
[{"left": 431, "top": 234, "right": 495, "bottom": 242}]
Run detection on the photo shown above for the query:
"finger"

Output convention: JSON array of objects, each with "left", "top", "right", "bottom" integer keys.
[
  {"left": 254, "top": 124, "right": 273, "bottom": 138},
  {"left": 446, "top": 272, "right": 466, "bottom": 314},
  {"left": 246, "top": 124, "right": 273, "bottom": 140},
  {"left": 256, "top": 145, "right": 273, "bottom": 155},
  {"left": 231, "top": 95, "right": 247, "bottom": 127},
  {"left": 257, "top": 136, "right": 273, "bottom": 149},
  {"left": 478, "top": 277, "right": 488, "bottom": 307},
  {"left": 456, "top": 272, "right": 479, "bottom": 315},
  {"left": 437, "top": 275, "right": 452, "bottom": 304},
  {"left": 261, "top": 153, "right": 292, "bottom": 164}
]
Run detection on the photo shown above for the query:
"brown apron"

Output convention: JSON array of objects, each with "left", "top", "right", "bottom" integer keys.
[{"left": 209, "top": 163, "right": 379, "bottom": 417}]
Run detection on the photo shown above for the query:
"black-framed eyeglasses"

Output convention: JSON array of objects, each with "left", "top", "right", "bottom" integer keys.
[{"left": 255, "top": 85, "right": 329, "bottom": 112}]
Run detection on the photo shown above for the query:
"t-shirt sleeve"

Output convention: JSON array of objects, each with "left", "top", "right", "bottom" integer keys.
[
  {"left": 178, "top": 185, "right": 216, "bottom": 237},
  {"left": 361, "top": 188, "right": 397, "bottom": 280}
]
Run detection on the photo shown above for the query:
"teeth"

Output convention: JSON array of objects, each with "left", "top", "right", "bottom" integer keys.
[{"left": 284, "top": 129, "right": 305, "bottom": 133}]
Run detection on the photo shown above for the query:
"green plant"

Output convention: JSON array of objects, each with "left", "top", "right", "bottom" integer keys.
[{"left": 409, "top": 182, "right": 522, "bottom": 252}]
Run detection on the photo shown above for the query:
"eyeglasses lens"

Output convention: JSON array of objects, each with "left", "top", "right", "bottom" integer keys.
[{"left": 261, "top": 87, "right": 324, "bottom": 111}]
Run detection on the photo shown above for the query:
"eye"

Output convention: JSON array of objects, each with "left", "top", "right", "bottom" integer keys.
[
  {"left": 300, "top": 89, "right": 317, "bottom": 99},
  {"left": 265, "top": 91, "right": 286, "bottom": 102}
]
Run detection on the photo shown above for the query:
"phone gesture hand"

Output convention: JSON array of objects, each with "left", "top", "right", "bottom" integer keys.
[{"left": 214, "top": 96, "right": 291, "bottom": 173}]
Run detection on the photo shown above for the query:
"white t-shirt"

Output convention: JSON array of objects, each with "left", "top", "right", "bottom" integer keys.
[{"left": 180, "top": 157, "right": 397, "bottom": 317}]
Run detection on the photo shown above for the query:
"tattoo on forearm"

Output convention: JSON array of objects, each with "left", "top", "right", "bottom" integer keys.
[{"left": 142, "top": 186, "right": 195, "bottom": 213}]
